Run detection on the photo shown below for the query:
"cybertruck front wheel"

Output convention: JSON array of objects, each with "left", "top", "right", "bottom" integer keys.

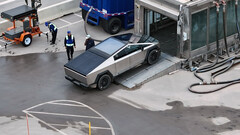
[{"left": 147, "top": 49, "right": 160, "bottom": 65}]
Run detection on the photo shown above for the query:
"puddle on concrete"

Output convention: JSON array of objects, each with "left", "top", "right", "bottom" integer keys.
[{"left": 163, "top": 101, "right": 240, "bottom": 135}]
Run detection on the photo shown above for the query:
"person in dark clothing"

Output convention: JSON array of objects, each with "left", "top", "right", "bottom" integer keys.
[
  {"left": 64, "top": 31, "right": 76, "bottom": 60},
  {"left": 84, "top": 35, "right": 95, "bottom": 50},
  {"left": 45, "top": 22, "right": 58, "bottom": 45}
]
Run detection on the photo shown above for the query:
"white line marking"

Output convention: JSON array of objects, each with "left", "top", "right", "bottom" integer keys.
[
  {"left": 26, "top": 111, "right": 103, "bottom": 119},
  {"left": 23, "top": 111, "right": 68, "bottom": 135},
  {"left": 24, "top": 102, "right": 49, "bottom": 111},
  {"left": 47, "top": 100, "right": 87, "bottom": 107},
  {"left": 91, "top": 126, "right": 111, "bottom": 130},
  {"left": 109, "top": 96, "right": 142, "bottom": 109},
  {"left": 58, "top": 20, "right": 83, "bottom": 30},
  {"left": 48, "top": 123, "right": 70, "bottom": 127},
  {"left": 43, "top": 20, "right": 83, "bottom": 33},
  {"left": 48, "top": 102, "right": 86, "bottom": 107},
  {"left": 59, "top": 19, "right": 71, "bottom": 24},
  {"left": 74, "top": 13, "right": 82, "bottom": 18},
  {"left": 38, "top": 0, "right": 72, "bottom": 11},
  {"left": 0, "top": 20, "right": 8, "bottom": 24},
  {"left": 0, "top": 39, "right": 6, "bottom": 43},
  {"left": 23, "top": 100, "right": 116, "bottom": 135},
  {"left": 0, "top": 0, "right": 15, "bottom": 6},
  {"left": 49, "top": 123, "right": 111, "bottom": 130}
]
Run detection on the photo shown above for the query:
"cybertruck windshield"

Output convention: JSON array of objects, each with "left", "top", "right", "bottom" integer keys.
[{"left": 92, "top": 37, "right": 126, "bottom": 56}]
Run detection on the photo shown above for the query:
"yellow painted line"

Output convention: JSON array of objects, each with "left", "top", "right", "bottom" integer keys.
[{"left": 89, "top": 122, "right": 91, "bottom": 135}]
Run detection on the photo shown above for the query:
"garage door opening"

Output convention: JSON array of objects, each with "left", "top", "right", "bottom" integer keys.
[{"left": 144, "top": 9, "right": 178, "bottom": 56}]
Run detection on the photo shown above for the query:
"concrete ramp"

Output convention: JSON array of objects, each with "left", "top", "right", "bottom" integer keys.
[{"left": 115, "top": 53, "right": 182, "bottom": 89}]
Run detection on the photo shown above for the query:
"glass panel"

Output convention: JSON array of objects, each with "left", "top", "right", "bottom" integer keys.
[
  {"left": 144, "top": 9, "right": 150, "bottom": 35},
  {"left": 209, "top": 6, "right": 224, "bottom": 43},
  {"left": 114, "top": 45, "right": 148, "bottom": 60},
  {"left": 191, "top": 10, "right": 207, "bottom": 50},
  {"left": 94, "top": 38, "right": 125, "bottom": 55},
  {"left": 227, "top": 0, "right": 237, "bottom": 36},
  {"left": 227, "top": 0, "right": 240, "bottom": 36}
]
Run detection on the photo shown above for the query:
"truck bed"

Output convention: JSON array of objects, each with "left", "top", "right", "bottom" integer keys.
[{"left": 64, "top": 51, "right": 107, "bottom": 76}]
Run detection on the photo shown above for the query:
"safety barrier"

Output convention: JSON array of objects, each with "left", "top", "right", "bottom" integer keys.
[{"left": 38, "top": 0, "right": 80, "bottom": 23}]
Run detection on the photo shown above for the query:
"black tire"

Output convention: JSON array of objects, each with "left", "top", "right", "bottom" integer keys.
[
  {"left": 21, "top": 35, "right": 32, "bottom": 47},
  {"left": 97, "top": 74, "right": 112, "bottom": 90},
  {"left": 101, "top": 19, "right": 109, "bottom": 33},
  {"left": 147, "top": 49, "right": 160, "bottom": 65},
  {"left": 82, "top": 9, "right": 87, "bottom": 21},
  {"left": 102, "top": 17, "right": 121, "bottom": 35}
]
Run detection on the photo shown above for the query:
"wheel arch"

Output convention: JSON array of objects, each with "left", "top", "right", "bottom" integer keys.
[
  {"left": 20, "top": 32, "right": 32, "bottom": 42},
  {"left": 144, "top": 46, "right": 161, "bottom": 62},
  {"left": 94, "top": 70, "right": 114, "bottom": 84}
]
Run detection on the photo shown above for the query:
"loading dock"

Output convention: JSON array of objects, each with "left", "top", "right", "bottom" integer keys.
[{"left": 135, "top": 0, "right": 240, "bottom": 63}]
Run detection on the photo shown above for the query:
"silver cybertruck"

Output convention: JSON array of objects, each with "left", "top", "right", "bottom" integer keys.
[{"left": 64, "top": 33, "right": 160, "bottom": 90}]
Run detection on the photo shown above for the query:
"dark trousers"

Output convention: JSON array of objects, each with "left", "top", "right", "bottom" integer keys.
[
  {"left": 66, "top": 46, "right": 74, "bottom": 60},
  {"left": 51, "top": 30, "right": 57, "bottom": 44}
]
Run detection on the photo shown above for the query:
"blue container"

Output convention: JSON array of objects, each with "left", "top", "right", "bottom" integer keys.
[{"left": 80, "top": 0, "right": 134, "bottom": 34}]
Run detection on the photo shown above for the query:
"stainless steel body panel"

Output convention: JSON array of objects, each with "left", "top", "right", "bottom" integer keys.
[{"left": 64, "top": 34, "right": 160, "bottom": 88}]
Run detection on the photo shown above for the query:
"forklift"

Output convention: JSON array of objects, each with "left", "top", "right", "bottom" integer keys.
[{"left": 0, "top": 0, "right": 42, "bottom": 47}]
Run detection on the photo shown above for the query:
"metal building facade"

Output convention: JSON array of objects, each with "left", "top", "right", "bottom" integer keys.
[{"left": 134, "top": 0, "right": 240, "bottom": 60}]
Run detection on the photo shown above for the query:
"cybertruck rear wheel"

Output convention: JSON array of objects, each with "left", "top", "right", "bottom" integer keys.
[{"left": 97, "top": 74, "right": 112, "bottom": 90}]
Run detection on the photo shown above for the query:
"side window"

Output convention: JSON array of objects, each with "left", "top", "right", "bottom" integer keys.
[{"left": 114, "top": 45, "right": 148, "bottom": 60}]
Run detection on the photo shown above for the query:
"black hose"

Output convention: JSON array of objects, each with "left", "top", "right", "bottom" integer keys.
[
  {"left": 216, "top": 4, "right": 220, "bottom": 58},
  {"left": 211, "top": 57, "right": 234, "bottom": 76},
  {"left": 235, "top": 0, "right": 240, "bottom": 41},
  {"left": 193, "top": 4, "right": 221, "bottom": 83},
  {"left": 188, "top": 3, "right": 240, "bottom": 94},
  {"left": 235, "top": 0, "right": 240, "bottom": 54},
  {"left": 222, "top": 2, "right": 230, "bottom": 57},
  {"left": 211, "top": 60, "right": 234, "bottom": 82},
  {"left": 84, "top": 7, "right": 102, "bottom": 42},
  {"left": 189, "top": 81, "right": 240, "bottom": 94},
  {"left": 189, "top": 56, "right": 240, "bottom": 94}
]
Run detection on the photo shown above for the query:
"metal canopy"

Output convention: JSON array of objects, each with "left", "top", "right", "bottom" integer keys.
[
  {"left": 1, "top": 5, "right": 37, "bottom": 22},
  {"left": 139, "top": 0, "right": 180, "bottom": 21}
]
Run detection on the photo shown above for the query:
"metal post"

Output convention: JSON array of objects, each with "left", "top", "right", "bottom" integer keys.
[
  {"left": 26, "top": 114, "right": 30, "bottom": 135},
  {"left": 89, "top": 122, "right": 91, "bottom": 135}
]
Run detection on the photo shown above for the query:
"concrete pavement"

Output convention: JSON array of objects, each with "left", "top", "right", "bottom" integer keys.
[
  {"left": 0, "top": 11, "right": 133, "bottom": 57},
  {"left": 0, "top": 50, "right": 240, "bottom": 135},
  {"left": 0, "top": 3, "right": 239, "bottom": 135}
]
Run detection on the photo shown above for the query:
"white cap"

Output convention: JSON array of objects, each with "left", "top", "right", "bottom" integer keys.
[{"left": 86, "top": 35, "right": 91, "bottom": 39}]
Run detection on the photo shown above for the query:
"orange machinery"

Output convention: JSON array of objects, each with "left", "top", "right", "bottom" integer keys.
[{"left": 1, "top": 5, "right": 42, "bottom": 47}]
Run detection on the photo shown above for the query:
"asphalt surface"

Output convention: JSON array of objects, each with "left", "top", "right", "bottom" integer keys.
[
  {"left": 0, "top": 2, "right": 239, "bottom": 135},
  {"left": 0, "top": 52, "right": 240, "bottom": 135}
]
